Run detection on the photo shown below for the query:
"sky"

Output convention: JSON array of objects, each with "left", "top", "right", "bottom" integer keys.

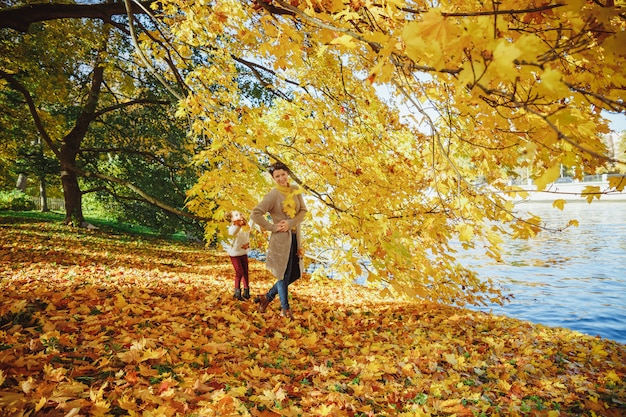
[{"left": 605, "top": 111, "right": 626, "bottom": 134}]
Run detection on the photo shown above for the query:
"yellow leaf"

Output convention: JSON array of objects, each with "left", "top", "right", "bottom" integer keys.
[
  {"left": 313, "top": 403, "right": 335, "bottom": 416},
  {"left": 604, "top": 370, "right": 621, "bottom": 384},
  {"left": 534, "top": 165, "right": 561, "bottom": 191},
  {"left": 380, "top": 288, "right": 392, "bottom": 298},
  {"left": 228, "top": 385, "right": 248, "bottom": 398},
  {"left": 330, "top": 34, "right": 357, "bottom": 49},
  {"left": 140, "top": 348, "right": 166, "bottom": 362},
  {"left": 35, "top": 396, "right": 47, "bottom": 412},
  {"left": 366, "top": 361, "right": 382, "bottom": 374},
  {"left": 498, "top": 379, "right": 511, "bottom": 392},
  {"left": 117, "top": 349, "right": 142, "bottom": 364},
  {"left": 402, "top": 8, "right": 461, "bottom": 66},
  {"left": 492, "top": 40, "right": 522, "bottom": 80},
  {"left": 591, "top": 343, "right": 608, "bottom": 357},
  {"left": 435, "top": 398, "right": 464, "bottom": 413},
  {"left": 552, "top": 199, "right": 567, "bottom": 210},
  {"left": 301, "top": 332, "right": 319, "bottom": 347},
  {"left": 402, "top": 22, "right": 427, "bottom": 62},
  {"left": 246, "top": 365, "right": 271, "bottom": 379},
  {"left": 582, "top": 185, "right": 601, "bottom": 203},
  {"left": 274, "top": 386, "right": 287, "bottom": 401},
  {"left": 20, "top": 376, "right": 35, "bottom": 394},
  {"left": 258, "top": 389, "right": 277, "bottom": 405},
  {"left": 43, "top": 363, "right": 67, "bottom": 382},
  {"left": 603, "top": 30, "right": 626, "bottom": 56},
  {"left": 343, "top": 357, "right": 357, "bottom": 367},
  {"left": 539, "top": 67, "right": 571, "bottom": 97},
  {"left": 114, "top": 293, "right": 127, "bottom": 308},
  {"left": 444, "top": 353, "right": 457, "bottom": 366},
  {"left": 325, "top": 0, "right": 344, "bottom": 13},
  {"left": 456, "top": 223, "right": 474, "bottom": 242},
  {"left": 609, "top": 175, "right": 626, "bottom": 191},
  {"left": 413, "top": 8, "right": 461, "bottom": 45}
]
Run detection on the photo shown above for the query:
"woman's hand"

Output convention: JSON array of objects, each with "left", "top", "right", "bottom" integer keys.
[{"left": 275, "top": 220, "right": 290, "bottom": 232}]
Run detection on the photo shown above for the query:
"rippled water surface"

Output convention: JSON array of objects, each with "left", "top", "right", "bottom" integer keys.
[{"left": 464, "top": 201, "right": 626, "bottom": 344}]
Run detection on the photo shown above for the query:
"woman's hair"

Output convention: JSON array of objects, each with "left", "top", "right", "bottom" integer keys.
[{"left": 269, "top": 162, "right": 290, "bottom": 175}]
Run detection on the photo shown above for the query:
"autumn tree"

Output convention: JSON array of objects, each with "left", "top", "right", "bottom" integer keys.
[
  {"left": 3, "top": 1, "right": 624, "bottom": 305},
  {"left": 166, "top": 0, "right": 625, "bottom": 305},
  {"left": 0, "top": 1, "right": 200, "bottom": 230}
]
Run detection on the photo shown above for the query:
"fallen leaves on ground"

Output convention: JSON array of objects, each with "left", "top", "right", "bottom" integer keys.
[{"left": 0, "top": 216, "right": 624, "bottom": 416}]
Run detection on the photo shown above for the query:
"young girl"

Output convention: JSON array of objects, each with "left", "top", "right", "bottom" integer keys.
[{"left": 224, "top": 211, "right": 251, "bottom": 300}]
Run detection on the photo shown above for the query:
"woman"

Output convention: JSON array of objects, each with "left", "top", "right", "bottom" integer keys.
[{"left": 251, "top": 162, "right": 307, "bottom": 319}]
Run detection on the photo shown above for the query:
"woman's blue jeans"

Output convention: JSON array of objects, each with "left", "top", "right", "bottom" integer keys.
[{"left": 266, "top": 235, "right": 300, "bottom": 310}]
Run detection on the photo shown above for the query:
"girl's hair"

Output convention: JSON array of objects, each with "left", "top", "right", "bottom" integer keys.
[
  {"left": 269, "top": 162, "right": 289, "bottom": 175},
  {"left": 226, "top": 211, "right": 245, "bottom": 222}
]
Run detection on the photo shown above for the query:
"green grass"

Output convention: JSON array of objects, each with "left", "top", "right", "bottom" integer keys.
[{"left": 0, "top": 210, "right": 189, "bottom": 242}]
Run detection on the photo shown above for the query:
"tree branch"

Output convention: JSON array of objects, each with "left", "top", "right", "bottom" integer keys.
[
  {"left": 79, "top": 147, "right": 189, "bottom": 197},
  {"left": 0, "top": 69, "right": 60, "bottom": 159},
  {"left": 265, "top": 151, "right": 347, "bottom": 213},
  {"left": 77, "top": 166, "right": 208, "bottom": 221},
  {"left": 0, "top": 1, "right": 155, "bottom": 32},
  {"left": 94, "top": 98, "right": 170, "bottom": 119}
]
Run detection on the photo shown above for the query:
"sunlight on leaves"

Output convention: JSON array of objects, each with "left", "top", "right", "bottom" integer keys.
[{"left": 1, "top": 208, "right": 624, "bottom": 416}]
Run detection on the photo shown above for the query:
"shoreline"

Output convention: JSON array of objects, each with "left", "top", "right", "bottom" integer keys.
[{"left": 497, "top": 180, "right": 626, "bottom": 202}]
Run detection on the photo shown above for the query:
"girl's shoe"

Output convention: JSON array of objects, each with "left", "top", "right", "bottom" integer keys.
[
  {"left": 243, "top": 288, "right": 250, "bottom": 299},
  {"left": 281, "top": 309, "right": 294, "bottom": 319},
  {"left": 234, "top": 289, "right": 243, "bottom": 300}
]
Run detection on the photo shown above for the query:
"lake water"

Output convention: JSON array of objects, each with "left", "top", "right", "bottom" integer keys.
[{"left": 462, "top": 200, "right": 626, "bottom": 344}]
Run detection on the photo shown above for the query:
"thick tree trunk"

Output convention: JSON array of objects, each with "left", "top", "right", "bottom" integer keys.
[
  {"left": 15, "top": 173, "right": 27, "bottom": 192},
  {"left": 39, "top": 177, "right": 50, "bottom": 212},
  {"left": 58, "top": 34, "right": 107, "bottom": 226},
  {"left": 60, "top": 148, "right": 84, "bottom": 225}
]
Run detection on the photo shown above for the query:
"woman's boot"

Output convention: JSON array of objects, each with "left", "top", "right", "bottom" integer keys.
[
  {"left": 234, "top": 288, "right": 243, "bottom": 300},
  {"left": 256, "top": 294, "right": 270, "bottom": 313},
  {"left": 243, "top": 288, "right": 250, "bottom": 299}
]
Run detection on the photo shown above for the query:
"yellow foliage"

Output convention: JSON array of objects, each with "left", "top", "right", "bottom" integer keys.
[{"left": 134, "top": 0, "right": 626, "bottom": 306}]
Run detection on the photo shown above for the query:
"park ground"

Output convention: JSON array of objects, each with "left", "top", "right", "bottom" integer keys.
[{"left": 0, "top": 213, "right": 625, "bottom": 416}]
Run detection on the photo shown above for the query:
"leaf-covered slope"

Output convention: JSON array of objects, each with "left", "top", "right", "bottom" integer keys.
[{"left": 0, "top": 216, "right": 624, "bottom": 416}]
